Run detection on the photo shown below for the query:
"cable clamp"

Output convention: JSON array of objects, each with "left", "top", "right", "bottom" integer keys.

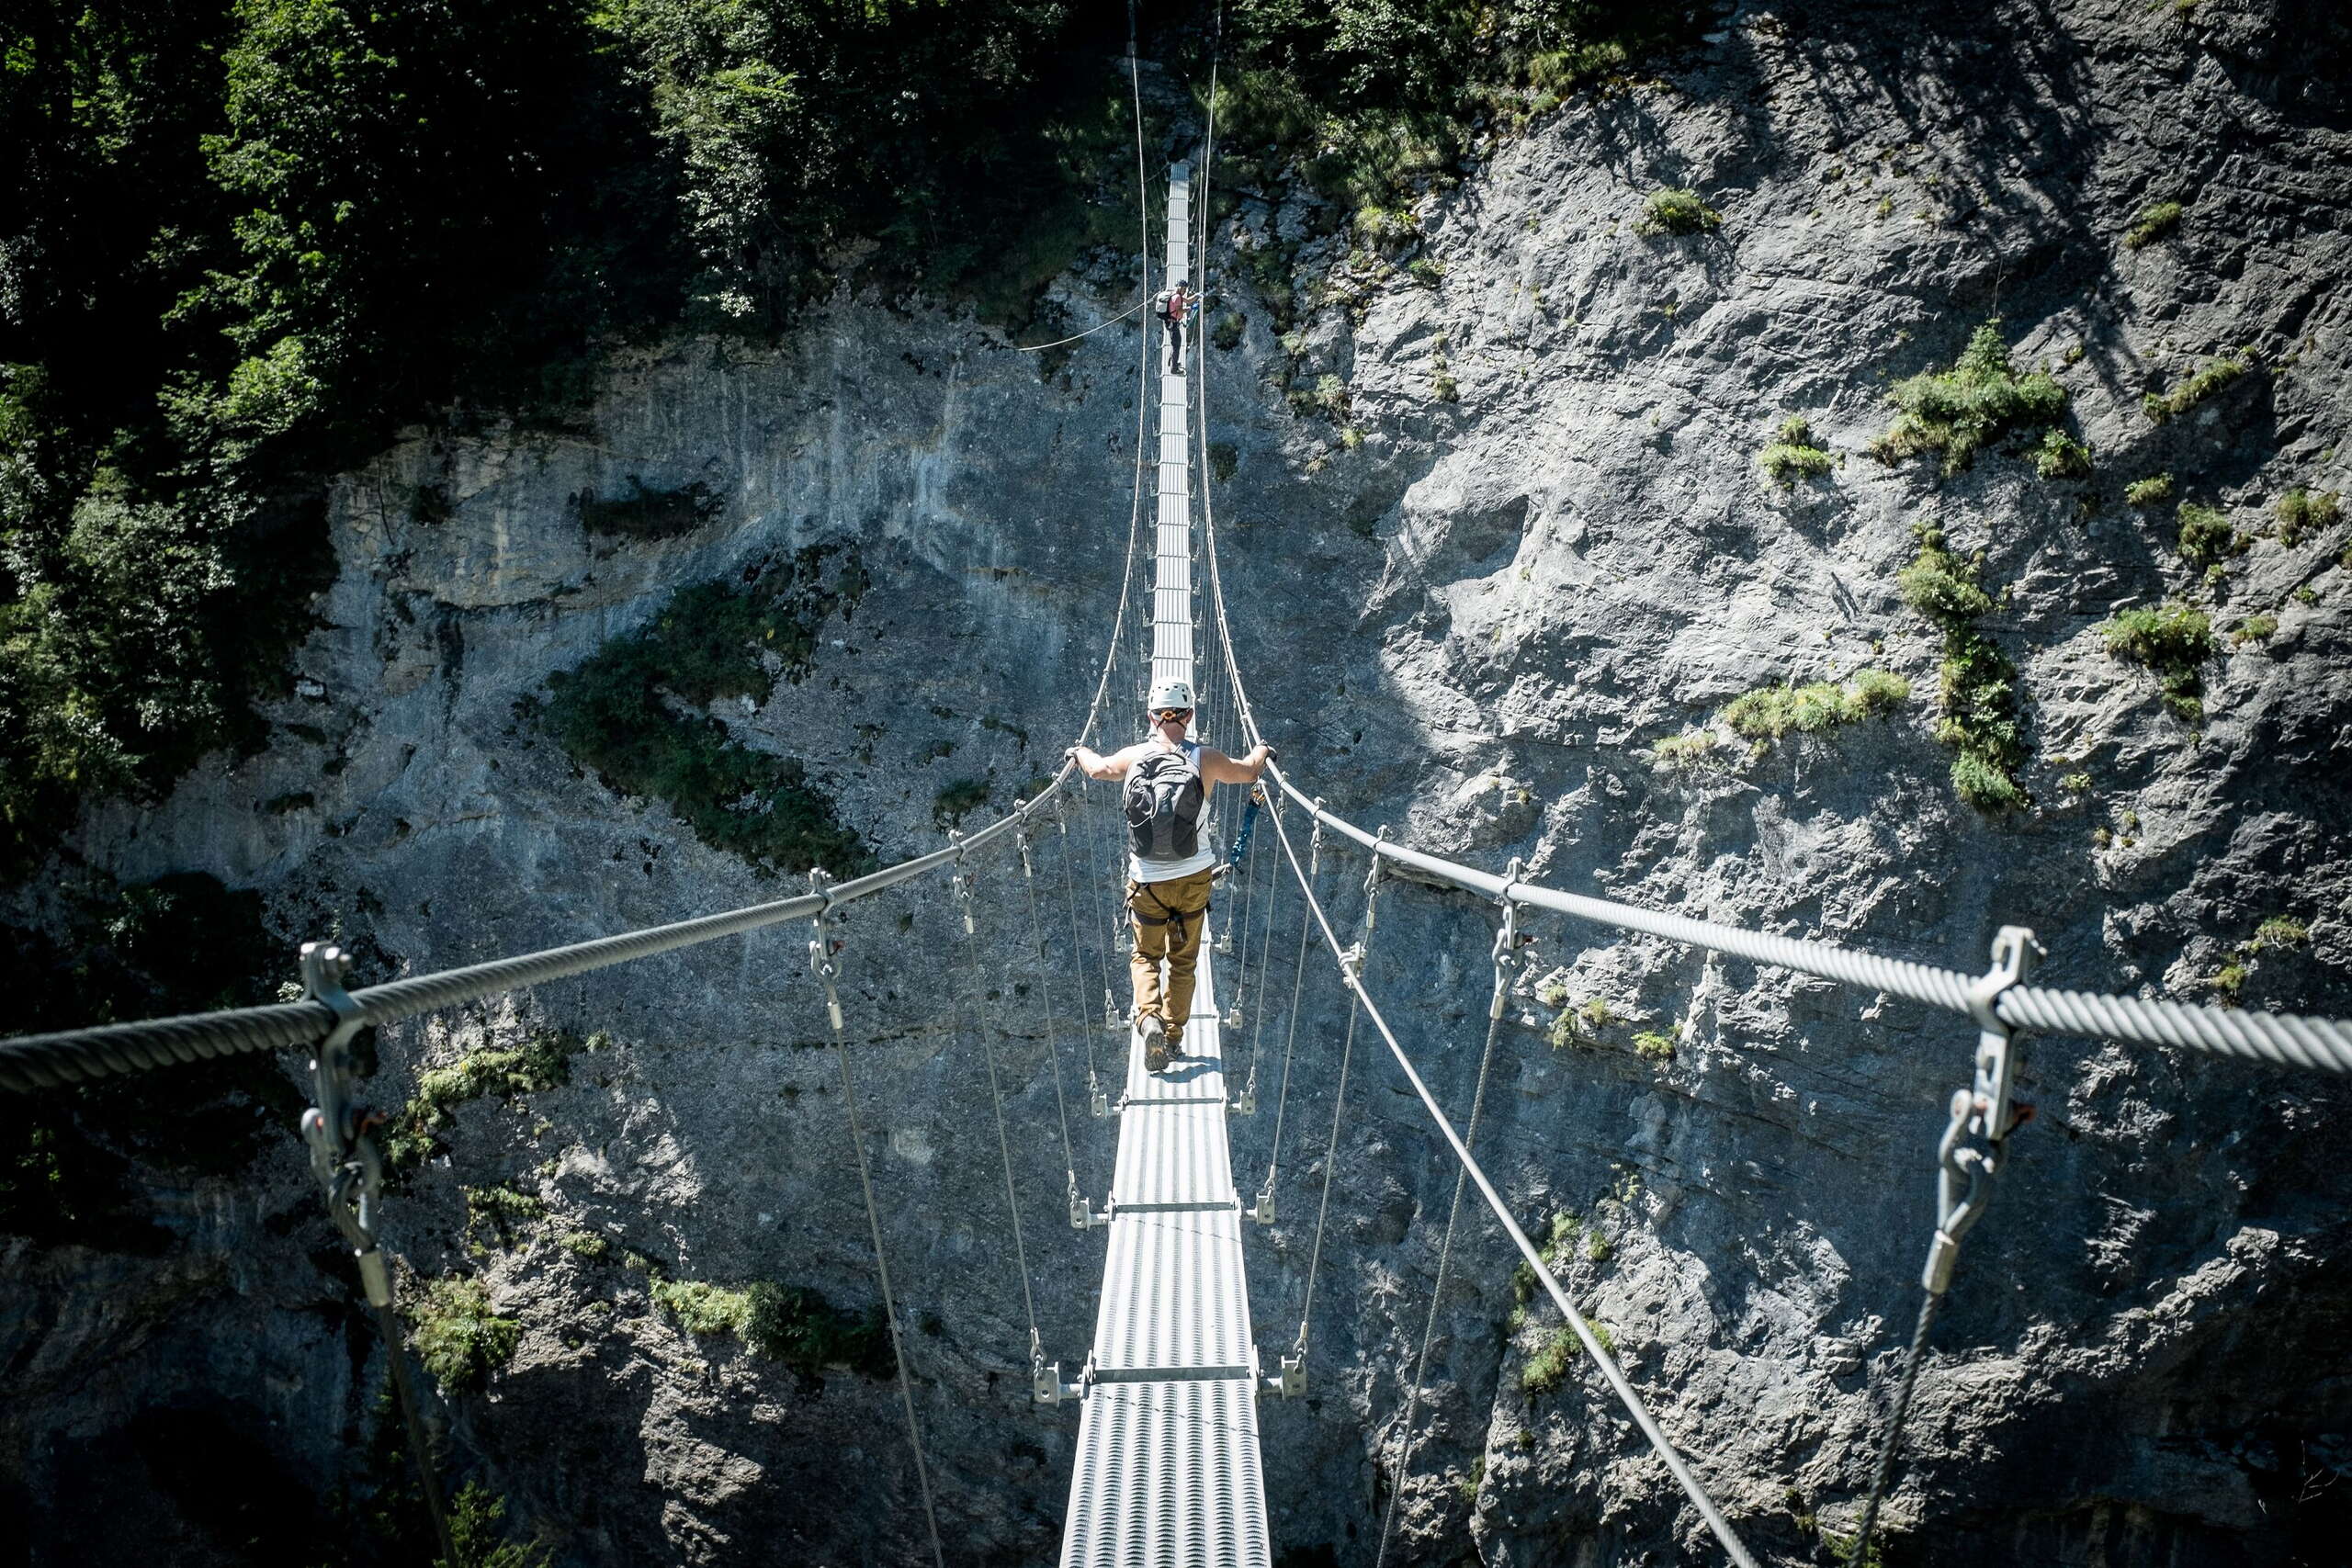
[
  {"left": 298, "top": 941, "right": 390, "bottom": 1306},
  {"left": 808, "top": 870, "right": 847, "bottom": 1032},
  {"left": 1340, "top": 942, "right": 1366, "bottom": 977},
  {"left": 1309, "top": 797, "right": 1327, "bottom": 877},
  {"left": 1012, "top": 800, "right": 1036, "bottom": 879},
  {"left": 1920, "top": 925, "right": 2041, "bottom": 1296},
  {"left": 947, "top": 829, "right": 977, "bottom": 934},
  {"left": 1490, "top": 857, "right": 1526, "bottom": 1021}
]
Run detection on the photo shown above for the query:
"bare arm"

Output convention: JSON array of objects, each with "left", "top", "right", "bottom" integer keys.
[
  {"left": 1200, "top": 741, "right": 1273, "bottom": 785},
  {"left": 1068, "top": 743, "right": 1142, "bottom": 782}
]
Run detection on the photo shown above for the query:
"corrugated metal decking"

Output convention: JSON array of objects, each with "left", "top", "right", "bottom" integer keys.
[{"left": 1059, "top": 161, "right": 1273, "bottom": 1568}]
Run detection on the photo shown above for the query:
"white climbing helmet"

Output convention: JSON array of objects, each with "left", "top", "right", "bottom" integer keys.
[{"left": 1148, "top": 679, "right": 1195, "bottom": 712}]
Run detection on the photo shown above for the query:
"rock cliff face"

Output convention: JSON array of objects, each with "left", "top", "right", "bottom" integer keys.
[{"left": 8, "top": 3, "right": 2352, "bottom": 1565}]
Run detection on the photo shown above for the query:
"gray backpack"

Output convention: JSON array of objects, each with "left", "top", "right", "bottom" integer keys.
[{"left": 1125, "top": 744, "right": 1204, "bottom": 862}]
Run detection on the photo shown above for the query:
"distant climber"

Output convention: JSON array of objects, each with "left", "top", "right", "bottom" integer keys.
[
  {"left": 1068, "top": 681, "right": 1272, "bottom": 1073},
  {"left": 1154, "top": 280, "right": 1195, "bottom": 375}
]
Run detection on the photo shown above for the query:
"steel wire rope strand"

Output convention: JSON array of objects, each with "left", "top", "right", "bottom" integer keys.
[
  {"left": 819, "top": 937, "right": 947, "bottom": 1568},
  {"left": 1852, "top": 1290, "right": 1943, "bottom": 1560},
  {"left": 1015, "top": 297, "right": 1147, "bottom": 353},
  {"left": 1261, "top": 804, "right": 1317, "bottom": 1191},
  {"left": 1238, "top": 789, "right": 1285, "bottom": 1108},
  {"left": 1255, "top": 796, "right": 1763, "bottom": 1568},
  {"left": 965, "top": 866, "right": 1045, "bottom": 1359},
  {"left": 1, "top": 767, "right": 1080, "bottom": 1094},
  {"left": 1249, "top": 767, "right": 2352, "bottom": 1076},
  {"left": 1054, "top": 814, "right": 1105, "bottom": 1096},
  {"left": 1017, "top": 832, "right": 1080, "bottom": 1180},
  {"left": 1294, "top": 985, "right": 1363, "bottom": 1352},
  {"left": 1375, "top": 983, "right": 1509, "bottom": 1568}
]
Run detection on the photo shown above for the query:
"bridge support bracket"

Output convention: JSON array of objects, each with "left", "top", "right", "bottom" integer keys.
[
  {"left": 1249, "top": 1183, "right": 1275, "bottom": 1225},
  {"left": 1261, "top": 1351, "right": 1305, "bottom": 1399},
  {"left": 1229, "top": 1087, "right": 1256, "bottom": 1117},
  {"left": 1034, "top": 1360, "right": 1084, "bottom": 1405}
]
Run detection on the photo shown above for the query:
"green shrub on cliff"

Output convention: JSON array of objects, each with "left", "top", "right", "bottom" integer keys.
[{"left": 1871, "top": 321, "right": 2067, "bottom": 476}]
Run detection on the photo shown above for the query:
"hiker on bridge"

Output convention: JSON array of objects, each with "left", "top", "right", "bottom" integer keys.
[
  {"left": 1153, "top": 279, "right": 1195, "bottom": 375},
  {"left": 1068, "top": 680, "right": 1272, "bottom": 1073}
]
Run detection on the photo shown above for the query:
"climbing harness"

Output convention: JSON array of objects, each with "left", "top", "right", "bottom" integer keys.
[
  {"left": 299, "top": 941, "right": 457, "bottom": 1568},
  {"left": 808, "top": 874, "right": 945, "bottom": 1568},
  {"left": 1851, "top": 926, "right": 2041, "bottom": 1561}
]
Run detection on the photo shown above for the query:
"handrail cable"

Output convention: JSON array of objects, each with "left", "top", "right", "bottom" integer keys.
[
  {"left": 1236, "top": 786, "right": 1283, "bottom": 1112},
  {"left": 1014, "top": 296, "right": 1146, "bottom": 353},
  {"left": 1252, "top": 796, "right": 1763, "bottom": 1568},
  {"left": 810, "top": 893, "right": 947, "bottom": 1568},
  {"left": 1183, "top": 345, "right": 2352, "bottom": 1080},
  {"left": 1250, "top": 773, "right": 2352, "bottom": 1075},
  {"left": 0, "top": 765, "right": 1076, "bottom": 1092}
]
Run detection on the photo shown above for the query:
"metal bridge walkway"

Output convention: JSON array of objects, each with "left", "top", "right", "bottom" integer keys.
[{"left": 1059, "top": 161, "right": 1274, "bottom": 1568}]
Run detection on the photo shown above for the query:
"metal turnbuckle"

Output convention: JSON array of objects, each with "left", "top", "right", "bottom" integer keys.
[
  {"left": 1363, "top": 825, "right": 1388, "bottom": 935},
  {"left": 299, "top": 942, "right": 390, "bottom": 1307},
  {"left": 1921, "top": 925, "right": 2041, "bottom": 1295},
  {"left": 1309, "top": 798, "right": 1326, "bottom": 878}
]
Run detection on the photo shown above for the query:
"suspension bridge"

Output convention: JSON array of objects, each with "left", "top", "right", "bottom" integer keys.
[{"left": 8, "top": 54, "right": 2352, "bottom": 1568}]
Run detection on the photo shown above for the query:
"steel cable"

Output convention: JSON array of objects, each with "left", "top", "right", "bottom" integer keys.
[
  {"left": 1255, "top": 795, "right": 1762, "bottom": 1568},
  {"left": 1294, "top": 987, "right": 1361, "bottom": 1356},
  {"left": 814, "top": 919, "right": 946, "bottom": 1568},
  {"left": 963, "top": 864, "right": 1044, "bottom": 1369},
  {"left": 1018, "top": 830, "right": 1080, "bottom": 1183},
  {"left": 3, "top": 773, "right": 1075, "bottom": 1094},
  {"left": 1374, "top": 985, "right": 1509, "bottom": 1568}
]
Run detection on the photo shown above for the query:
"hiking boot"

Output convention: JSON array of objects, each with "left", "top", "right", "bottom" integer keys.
[
  {"left": 1161, "top": 1023, "right": 1185, "bottom": 1064},
  {"left": 1145, "top": 1037, "right": 1170, "bottom": 1074}
]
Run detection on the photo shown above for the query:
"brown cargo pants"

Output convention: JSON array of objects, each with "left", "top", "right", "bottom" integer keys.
[{"left": 1126, "top": 867, "right": 1214, "bottom": 1043}]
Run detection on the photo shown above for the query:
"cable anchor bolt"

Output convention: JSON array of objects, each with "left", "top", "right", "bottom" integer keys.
[{"left": 1921, "top": 925, "right": 2041, "bottom": 1296}]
